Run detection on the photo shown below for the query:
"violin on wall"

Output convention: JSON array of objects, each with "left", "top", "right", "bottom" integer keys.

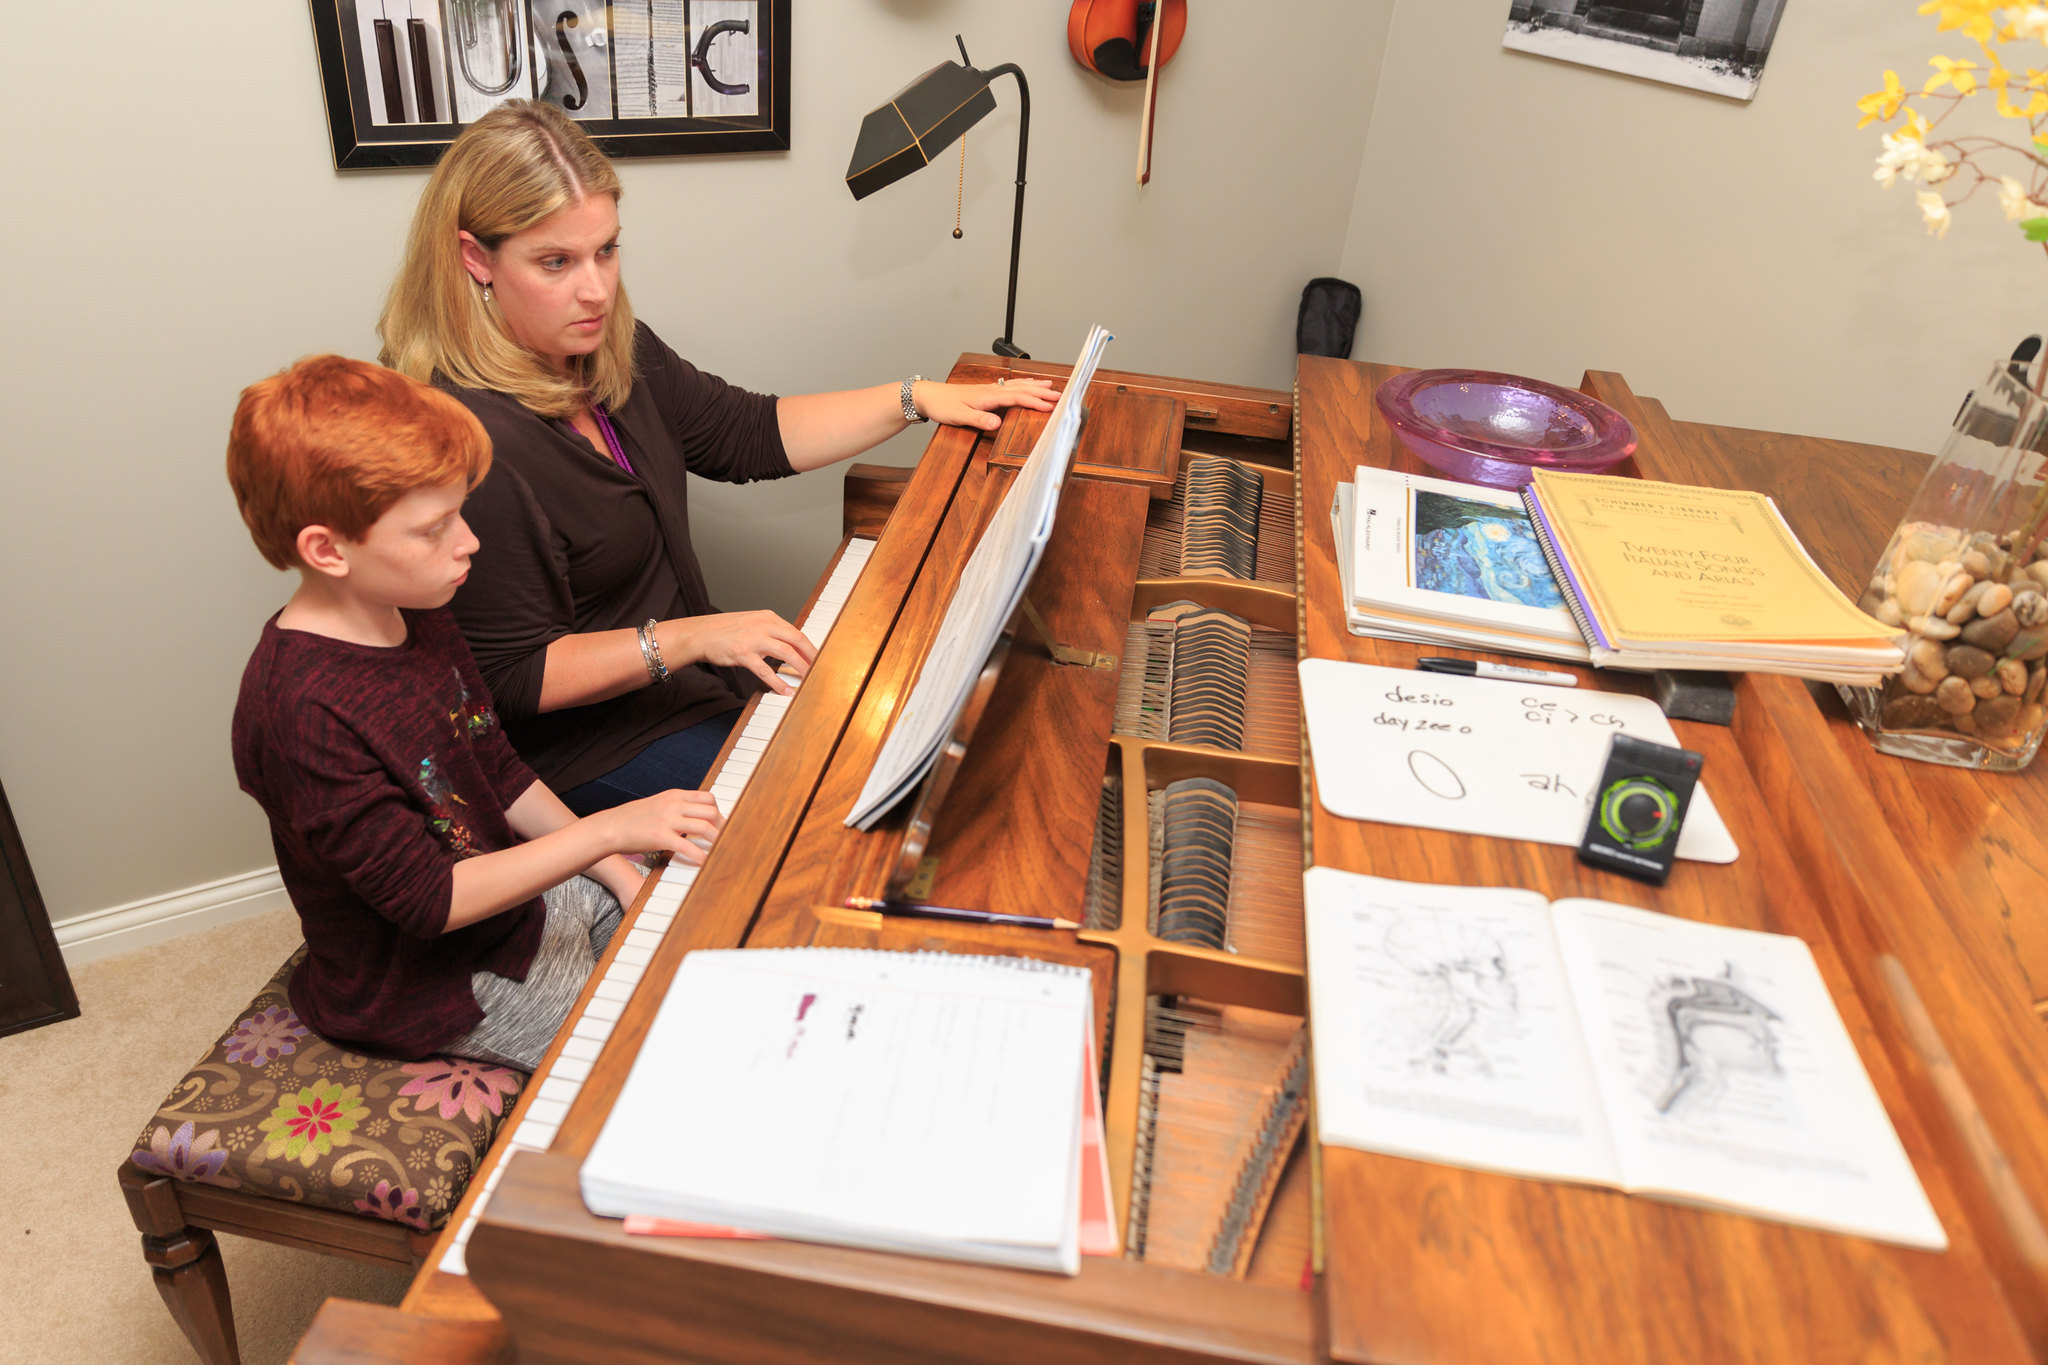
[{"left": 1067, "top": 0, "right": 1187, "bottom": 185}]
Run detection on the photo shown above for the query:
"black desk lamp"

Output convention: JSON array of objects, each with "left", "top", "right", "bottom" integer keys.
[{"left": 846, "top": 36, "right": 1031, "bottom": 359}]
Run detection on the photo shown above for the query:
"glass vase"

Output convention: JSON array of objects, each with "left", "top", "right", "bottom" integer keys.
[{"left": 1842, "top": 358, "right": 2048, "bottom": 772}]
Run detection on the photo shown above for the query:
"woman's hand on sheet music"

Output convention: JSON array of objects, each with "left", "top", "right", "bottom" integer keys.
[
  {"left": 914, "top": 377, "right": 1060, "bottom": 432},
  {"left": 664, "top": 610, "right": 817, "bottom": 696},
  {"left": 598, "top": 789, "right": 727, "bottom": 866}
]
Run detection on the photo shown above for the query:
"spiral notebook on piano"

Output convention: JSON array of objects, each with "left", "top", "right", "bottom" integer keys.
[{"left": 582, "top": 948, "right": 1114, "bottom": 1274}]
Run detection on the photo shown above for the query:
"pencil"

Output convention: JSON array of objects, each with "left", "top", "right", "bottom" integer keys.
[{"left": 843, "top": 897, "right": 1080, "bottom": 931}]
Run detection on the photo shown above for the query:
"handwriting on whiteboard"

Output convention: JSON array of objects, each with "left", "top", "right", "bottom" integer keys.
[{"left": 1299, "top": 659, "right": 1739, "bottom": 863}]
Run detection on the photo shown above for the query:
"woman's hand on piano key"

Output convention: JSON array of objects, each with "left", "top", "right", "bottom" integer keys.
[
  {"left": 595, "top": 788, "right": 727, "bottom": 866},
  {"left": 913, "top": 377, "right": 1059, "bottom": 432},
  {"left": 661, "top": 611, "right": 817, "bottom": 696}
]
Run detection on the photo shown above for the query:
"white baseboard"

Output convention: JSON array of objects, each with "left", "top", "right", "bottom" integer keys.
[{"left": 54, "top": 868, "right": 291, "bottom": 967}]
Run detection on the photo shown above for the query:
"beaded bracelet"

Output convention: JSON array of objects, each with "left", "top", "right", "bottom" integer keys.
[{"left": 637, "top": 619, "right": 670, "bottom": 684}]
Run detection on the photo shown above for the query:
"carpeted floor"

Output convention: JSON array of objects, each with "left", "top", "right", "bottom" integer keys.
[{"left": 1, "top": 910, "right": 411, "bottom": 1365}]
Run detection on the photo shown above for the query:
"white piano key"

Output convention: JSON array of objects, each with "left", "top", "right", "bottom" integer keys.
[
  {"left": 584, "top": 996, "right": 626, "bottom": 1022},
  {"left": 623, "top": 927, "right": 663, "bottom": 951},
  {"left": 440, "top": 1244, "right": 468, "bottom": 1276},
  {"left": 636, "top": 911, "right": 673, "bottom": 934},
  {"left": 523, "top": 1097, "right": 570, "bottom": 1127},
  {"left": 536, "top": 1076, "right": 580, "bottom": 1105},
  {"left": 711, "top": 784, "right": 744, "bottom": 807},
  {"left": 603, "top": 959, "right": 645, "bottom": 988},
  {"left": 573, "top": 1013, "right": 618, "bottom": 1041},
  {"left": 733, "top": 736, "right": 768, "bottom": 753},
  {"left": 592, "top": 977, "right": 633, "bottom": 1003},
  {"left": 552, "top": 1053, "right": 594, "bottom": 1083},
  {"left": 514, "top": 1120, "right": 559, "bottom": 1150},
  {"left": 613, "top": 944, "right": 652, "bottom": 968},
  {"left": 483, "top": 1162, "right": 507, "bottom": 1190},
  {"left": 560, "top": 1034, "right": 604, "bottom": 1061}
]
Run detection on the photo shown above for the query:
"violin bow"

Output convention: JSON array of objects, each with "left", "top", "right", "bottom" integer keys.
[{"left": 1137, "top": 3, "right": 1164, "bottom": 185}]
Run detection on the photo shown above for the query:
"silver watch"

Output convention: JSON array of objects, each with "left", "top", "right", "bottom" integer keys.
[{"left": 900, "top": 375, "right": 926, "bottom": 424}]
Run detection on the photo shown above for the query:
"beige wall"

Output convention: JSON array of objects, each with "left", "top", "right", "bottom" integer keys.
[
  {"left": 0, "top": 2, "right": 1391, "bottom": 926},
  {"left": 1340, "top": 1, "right": 2043, "bottom": 457}
]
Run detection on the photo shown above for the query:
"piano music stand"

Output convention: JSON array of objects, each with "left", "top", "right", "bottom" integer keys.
[{"left": 883, "top": 596, "right": 1116, "bottom": 901}]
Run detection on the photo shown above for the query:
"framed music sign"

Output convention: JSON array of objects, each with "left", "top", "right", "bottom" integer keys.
[{"left": 308, "top": 1, "right": 791, "bottom": 170}]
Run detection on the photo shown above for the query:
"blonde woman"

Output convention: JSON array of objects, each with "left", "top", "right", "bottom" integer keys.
[{"left": 380, "top": 100, "right": 1055, "bottom": 814}]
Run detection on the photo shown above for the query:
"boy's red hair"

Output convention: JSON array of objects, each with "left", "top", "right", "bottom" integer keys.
[{"left": 226, "top": 355, "right": 492, "bottom": 570}]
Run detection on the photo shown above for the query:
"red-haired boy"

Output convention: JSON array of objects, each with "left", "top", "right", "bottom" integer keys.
[{"left": 227, "top": 355, "right": 721, "bottom": 1067}]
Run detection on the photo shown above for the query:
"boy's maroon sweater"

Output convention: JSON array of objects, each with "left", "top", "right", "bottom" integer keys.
[{"left": 232, "top": 607, "right": 545, "bottom": 1058}]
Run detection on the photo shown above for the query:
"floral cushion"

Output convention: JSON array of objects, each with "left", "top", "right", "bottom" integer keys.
[{"left": 128, "top": 950, "right": 527, "bottom": 1231}]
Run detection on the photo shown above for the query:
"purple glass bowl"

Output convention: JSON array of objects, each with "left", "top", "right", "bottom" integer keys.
[{"left": 1373, "top": 369, "right": 1638, "bottom": 489}]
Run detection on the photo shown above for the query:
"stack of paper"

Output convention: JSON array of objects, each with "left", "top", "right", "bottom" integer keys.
[
  {"left": 1522, "top": 470, "right": 1904, "bottom": 684},
  {"left": 1333, "top": 466, "right": 1590, "bottom": 663},
  {"left": 582, "top": 948, "right": 1115, "bottom": 1274},
  {"left": 847, "top": 326, "right": 1114, "bottom": 828}
]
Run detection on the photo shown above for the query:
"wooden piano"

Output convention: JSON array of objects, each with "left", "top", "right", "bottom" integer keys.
[{"left": 291, "top": 353, "right": 2048, "bottom": 1365}]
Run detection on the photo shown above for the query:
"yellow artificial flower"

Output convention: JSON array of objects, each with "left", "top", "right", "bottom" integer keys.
[
  {"left": 1918, "top": 189, "right": 1955, "bottom": 237},
  {"left": 1926, "top": 55, "right": 1980, "bottom": 93},
  {"left": 1858, "top": 70, "right": 1909, "bottom": 126},
  {"left": 1920, "top": 0, "right": 2001, "bottom": 43},
  {"left": 1996, "top": 175, "right": 2048, "bottom": 220},
  {"left": 1997, "top": 85, "right": 2048, "bottom": 117},
  {"left": 1906, "top": 108, "right": 1933, "bottom": 140},
  {"left": 2013, "top": 5, "right": 2048, "bottom": 42}
]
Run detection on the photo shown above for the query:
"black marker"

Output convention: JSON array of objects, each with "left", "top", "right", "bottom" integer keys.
[{"left": 1417, "top": 657, "right": 1578, "bottom": 689}]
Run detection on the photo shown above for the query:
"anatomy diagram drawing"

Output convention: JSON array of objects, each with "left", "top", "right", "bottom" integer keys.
[
  {"left": 1367, "top": 913, "right": 1527, "bottom": 1080},
  {"left": 1644, "top": 965, "right": 1784, "bottom": 1121}
]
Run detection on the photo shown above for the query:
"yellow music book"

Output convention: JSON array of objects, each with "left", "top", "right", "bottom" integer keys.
[{"left": 1523, "top": 470, "right": 1903, "bottom": 682}]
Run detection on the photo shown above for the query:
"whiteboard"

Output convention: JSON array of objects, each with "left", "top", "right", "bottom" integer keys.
[{"left": 1299, "top": 659, "right": 1738, "bottom": 863}]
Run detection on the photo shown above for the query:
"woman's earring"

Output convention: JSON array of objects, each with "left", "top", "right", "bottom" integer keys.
[{"left": 481, "top": 283, "right": 494, "bottom": 304}]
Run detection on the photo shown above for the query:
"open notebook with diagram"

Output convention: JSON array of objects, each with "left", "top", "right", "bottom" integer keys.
[{"left": 1303, "top": 868, "right": 1946, "bottom": 1250}]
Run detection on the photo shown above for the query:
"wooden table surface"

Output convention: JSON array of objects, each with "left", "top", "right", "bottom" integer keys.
[{"left": 1294, "top": 355, "right": 2048, "bottom": 1365}]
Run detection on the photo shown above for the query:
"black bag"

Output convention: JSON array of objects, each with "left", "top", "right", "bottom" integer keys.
[{"left": 1296, "top": 277, "right": 1362, "bottom": 358}]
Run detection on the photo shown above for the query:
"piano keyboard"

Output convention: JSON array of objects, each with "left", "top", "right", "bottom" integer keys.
[{"left": 437, "top": 536, "right": 876, "bottom": 1277}]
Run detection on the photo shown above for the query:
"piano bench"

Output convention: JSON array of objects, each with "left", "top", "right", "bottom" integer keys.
[{"left": 115, "top": 949, "right": 530, "bottom": 1365}]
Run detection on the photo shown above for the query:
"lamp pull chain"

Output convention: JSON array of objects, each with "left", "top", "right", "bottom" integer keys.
[{"left": 953, "top": 131, "right": 966, "bottom": 239}]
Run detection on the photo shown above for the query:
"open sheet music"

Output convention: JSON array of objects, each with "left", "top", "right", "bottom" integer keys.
[
  {"left": 845, "top": 327, "right": 1114, "bottom": 829},
  {"left": 582, "top": 948, "right": 1106, "bottom": 1273},
  {"left": 1304, "top": 869, "right": 1947, "bottom": 1250}
]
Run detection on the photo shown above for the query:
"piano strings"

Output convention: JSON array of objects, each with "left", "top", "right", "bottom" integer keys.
[
  {"left": 1085, "top": 772, "right": 1124, "bottom": 932},
  {"left": 1116, "top": 602, "right": 1298, "bottom": 761},
  {"left": 1127, "top": 999, "right": 1309, "bottom": 1276},
  {"left": 1138, "top": 454, "right": 1294, "bottom": 584},
  {"left": 1146, "top": 780, "right": 1303, "bottom": 963}
]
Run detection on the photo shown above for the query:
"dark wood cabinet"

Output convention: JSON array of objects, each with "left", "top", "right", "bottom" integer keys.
[{"left": 0, "top": 778, "right": 79, "bottom": 1037}]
